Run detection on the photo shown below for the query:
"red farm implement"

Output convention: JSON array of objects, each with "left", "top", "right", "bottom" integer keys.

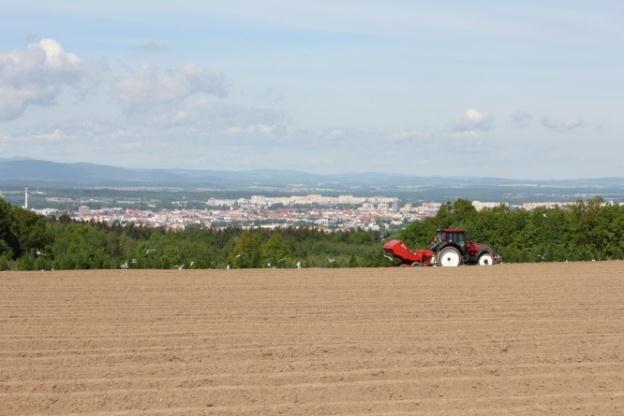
[{"left": 384, "top": 228, "right": 500, "bottom": 267}]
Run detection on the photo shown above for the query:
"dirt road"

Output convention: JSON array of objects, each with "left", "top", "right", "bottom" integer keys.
[{"left": 1, "top": 262, "right": 624, "bottom": 415}]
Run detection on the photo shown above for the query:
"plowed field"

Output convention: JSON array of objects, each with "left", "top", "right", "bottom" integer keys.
[{"left": 2, "top": 262, "right": 624, "bottom": 415}]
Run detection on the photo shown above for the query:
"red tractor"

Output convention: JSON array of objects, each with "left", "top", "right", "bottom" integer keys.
[{"left": 384, "top": 228, "right": 499, "bottom": 267}]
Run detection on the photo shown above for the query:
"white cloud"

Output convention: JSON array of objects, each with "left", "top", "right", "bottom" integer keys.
[
  {"left": 0, "top": 128, "right": 70, "bottom": 144},
  {"left": 224, "top": 124, "right": 275, "bottom": 136},
  {"left": 0, "top": 38, "right": 89, "bottom": 120},
  {"left": 541, "top": 116, "right": 583, "bottom": 131},
  {"left": 510, "top": 111, "right": 532, "bottom": 129},
  {"left": 112, "top": 64, "right": 233, "bottom": 128},
  {"left": 113, "top": 64, "right": 227, "bottom": 111},
  {"left": 135, "top": 96, "right": 210, "bottom": 126},
  {"left": 326, "top": 128, "right": 348, "bottom": 139},
  {"left": 32, "top": 128, "right": 67, "bottom": 142},
  {"left": 126, "top": 94, "right": 284, "bottom": 130},
  {"left": 452, "top": 109, "right": 493, "bottom": 133}
]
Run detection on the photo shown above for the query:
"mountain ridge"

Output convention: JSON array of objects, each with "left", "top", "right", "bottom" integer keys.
[{"left": 1, "top": 158, "right": 623, "bottom": 189}]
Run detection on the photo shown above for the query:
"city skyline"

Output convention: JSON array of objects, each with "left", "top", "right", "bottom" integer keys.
[{"left": 0, "top": 1, "right": 622, "bottom": 178}]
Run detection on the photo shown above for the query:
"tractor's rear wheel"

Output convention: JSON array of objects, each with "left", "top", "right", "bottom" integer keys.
[
  {"left": 478, "top": 253, "right": 494, "bottom": 266},
  {"left": 437, "top": 246, "right": 461, "bottom": 267}
]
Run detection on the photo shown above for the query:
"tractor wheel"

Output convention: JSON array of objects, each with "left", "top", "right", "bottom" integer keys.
[
  {"left": 437, "top": 246, "right": 461, "bottom": 267},
  {"left": 478, "top": 253, "right": 494, "bottom": 266}
]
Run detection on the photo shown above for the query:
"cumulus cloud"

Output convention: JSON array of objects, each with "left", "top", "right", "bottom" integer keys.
[
  {"left": 541, "top": 116, "right": 583, "bottom": 131},
  {"left": 0, "top": 38, "right": 89, "bottom": 120},
  {"left": 0, "top": 128, "right": 71, "bottom": 144},
  {"left": 224, "top": 124, "right": 275, "bottom": 136},
  {"left": 112, "top": 64, "right": 232, "bottom": 127},
  {"left": 113, "top": 64, "right": 227, "bottom": 110},
  {"left": 32, "top": 128, "right": 67, "bottom": 142},
  {"left": 134, "top": 98, "right": 283, "bottom": 132},
  {"left": 326, "top": 128, "right": 348, "bottom": 139},
  {"left": 132, "top": 96, "right": 210, "bottom": 126},
  {"left": 510, "top": 111, "right": 532, "bottom": 129},
  {"left": 452, "top": 109, "right": 492, "bottom": 133}
]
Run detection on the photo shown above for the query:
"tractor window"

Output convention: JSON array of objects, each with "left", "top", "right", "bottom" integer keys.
[
  {"left": 436, "top": 232, "right": 445, "bottom": 242},
  {"left": 449, "top": 232, "right": 465, "bottom": 247}
]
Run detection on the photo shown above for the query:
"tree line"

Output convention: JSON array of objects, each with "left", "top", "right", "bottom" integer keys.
[
  {"left": 2, "top": 197, "right": 624, "bottom": 271},
  {"left": 0, "top": 197, "right": 386, "bottom": 270},
  {"left": 398, "top": 198, "right": 624, "bottom": 263}
]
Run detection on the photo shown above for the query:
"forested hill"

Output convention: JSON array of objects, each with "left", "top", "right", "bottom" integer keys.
[{"left": 1, "top": 197, "right": 624, "bottom": 271}]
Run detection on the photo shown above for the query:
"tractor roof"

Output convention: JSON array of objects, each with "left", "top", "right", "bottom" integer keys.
[{"left": 442, "top": 228, "right": 465, "bottom": 233}]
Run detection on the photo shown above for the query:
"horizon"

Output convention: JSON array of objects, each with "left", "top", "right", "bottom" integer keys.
[
  {"left": 0, "top": 2, "right": 622, "bottom": 178},
  {"left": 2, "top": 157, "right": 624, "bottom": 183}
]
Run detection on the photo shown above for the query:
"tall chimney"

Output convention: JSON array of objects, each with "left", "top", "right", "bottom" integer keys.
[{"left": 24, "top": 187, "right": 29, "bottom": 210}]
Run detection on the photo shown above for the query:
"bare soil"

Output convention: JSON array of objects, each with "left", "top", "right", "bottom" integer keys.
[{"left": 1, "top": 262, "right": 624, "bottom": 415}]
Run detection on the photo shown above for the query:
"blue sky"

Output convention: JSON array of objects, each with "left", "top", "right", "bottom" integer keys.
[{"left": 0, "top": 1, "right": 622, "bottom": 178}]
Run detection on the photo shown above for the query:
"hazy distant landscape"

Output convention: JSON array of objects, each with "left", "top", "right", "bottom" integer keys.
[{"left": 2, "top": 159, "right": 624, "bottom": 208}]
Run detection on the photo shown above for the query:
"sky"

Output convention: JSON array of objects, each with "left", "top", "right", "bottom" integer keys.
[{"left": 0, "top": 1, "right": 622, "bottom": 178}]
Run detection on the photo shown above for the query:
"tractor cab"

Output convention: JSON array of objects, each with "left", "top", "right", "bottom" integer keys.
[
  {"left": 445, "top": 228, "right": 466, "bottom": 250},
  {"left": 432, "top": 228, "right": 466, "bottom": 250}
]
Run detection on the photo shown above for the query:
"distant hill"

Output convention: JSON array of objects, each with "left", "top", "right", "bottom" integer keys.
[
  {"left": 0, "top": 159, "right": 288, "bottom": 188},
  {"left": 1, "top": 158, "right": 624, "bottom": 193}
]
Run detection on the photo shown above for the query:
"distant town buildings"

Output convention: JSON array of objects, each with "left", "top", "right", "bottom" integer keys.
[
  {"left": 60, "top": 194, "right": 433, "bottom": 232},
  {"left": 520, "top": 202, "right": 576, "bottom": 210},
  {"left": 24, "top": 191, "right": 621, "bottom": 232},
  {"left": 472, "top": 201, "right": 508, "bottom": 211}
]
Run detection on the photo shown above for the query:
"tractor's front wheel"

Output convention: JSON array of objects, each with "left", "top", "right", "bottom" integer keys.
[
  {"left": 437, "top": 246, "right": 461, "bottom": 267},
  {"left": 478, "top": 253, "right": 494, "bottom": 266}
]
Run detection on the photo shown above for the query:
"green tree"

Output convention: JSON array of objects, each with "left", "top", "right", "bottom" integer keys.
[
  {"left": 0, "top": 198, "right": 19, "bottom": 259},
  {"left": 262, "top": 234, "right": 291, "bottom": 267},
  {"left": 0, "top": 254, "right": 10, "bottom": 271},
  {"left": 229, "top": 231, "right": 263, "bottom": 268}
]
